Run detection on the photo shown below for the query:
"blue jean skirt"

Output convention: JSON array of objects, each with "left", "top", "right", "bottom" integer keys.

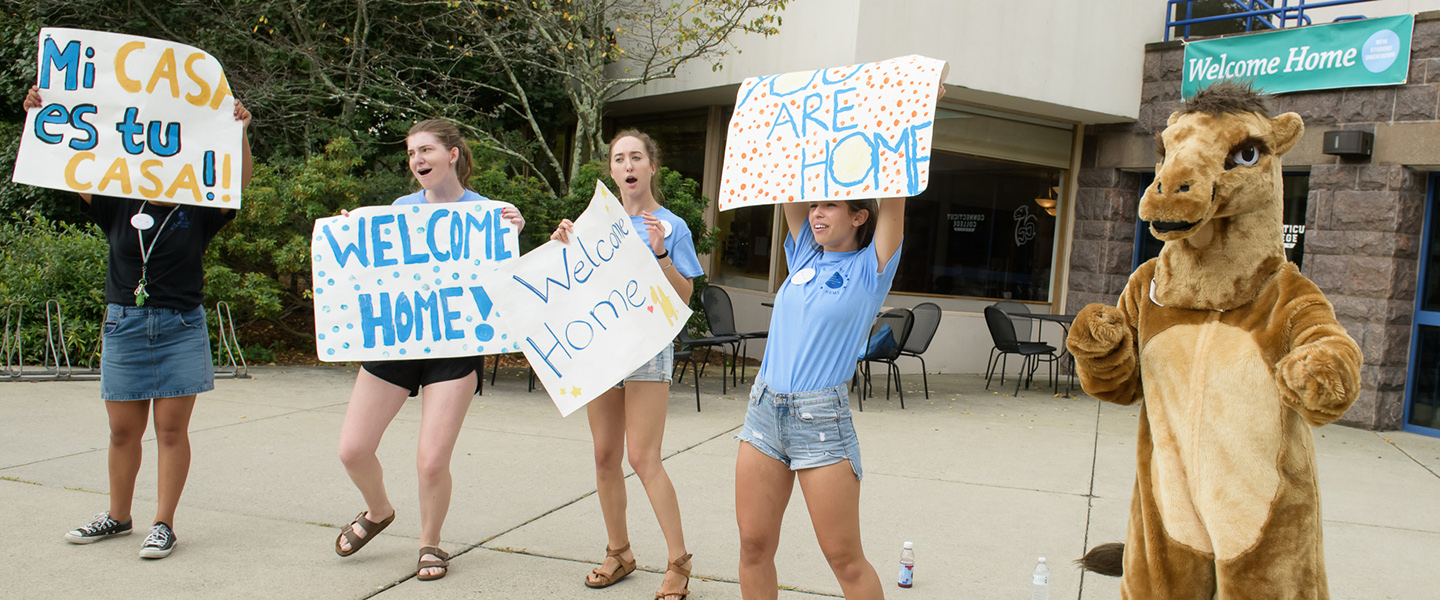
[
  {"left": 735, "top": 375, "right": 863, "bottom": 479},
  {"left": 100, "top": 304, "right": 214, "bottom": 401}
]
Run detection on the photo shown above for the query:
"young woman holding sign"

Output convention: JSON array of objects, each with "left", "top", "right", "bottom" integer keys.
[
  {"left": 22, "top": 86, "right": 253, "bottom": 559},
  {"left": 733, "top": 76, "right": 943, "bottom": 599},
  {"left": 550, "top": 130, "right": 702, "bottom": 599},
  {"left": 332, "top": 119, "right": 525, "bottom": 582}
]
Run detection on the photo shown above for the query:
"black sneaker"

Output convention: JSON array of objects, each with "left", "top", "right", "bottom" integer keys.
[
  {"left": 139, "top": 522, "right": 177, "bottom": 559},
  {"left": 64, "top": 512, "right": 132, "bottom": 544}
]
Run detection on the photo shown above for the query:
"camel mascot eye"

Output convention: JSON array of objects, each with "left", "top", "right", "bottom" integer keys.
[{"left": 1229, "top": 146, "right": 1260, "bottom": 168}]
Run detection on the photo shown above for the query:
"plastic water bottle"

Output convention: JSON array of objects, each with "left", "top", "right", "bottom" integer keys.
[
  {"left": 1031, "top": 557, "right": 1049, "bottom": 600},
  {"left": 897, "top": 541, "right": 915, "bottom": 588}
]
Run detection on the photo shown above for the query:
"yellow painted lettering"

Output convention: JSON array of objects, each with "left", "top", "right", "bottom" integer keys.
[
  {"left": 64, "top": 152, "right": 95, "bottom": 191},
  {"left": 138, "top": 160, "right": 164, "bottom": 199},
  {"left": 114, "top": 41, "right": 145, "bottom": 93},
  {"left": 164, "top": 164, "right": 201, "bottom": 202},
  {"left": 97, "top": 158, "right": 133, "bottom": 195},
  {"left": 145, "top": 48, "right": 180, "bottom": 98},
  {"left": 207, "top": 69, "right": 233, "bottom": 110},
  {"left": 183, "top": 52, "right": 212, "bottom": 107}
]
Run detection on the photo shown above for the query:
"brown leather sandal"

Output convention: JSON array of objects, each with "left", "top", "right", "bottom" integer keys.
[
  {"left": 584, "top": 543, "right": 636, "bottom": 588},
  {"left": 655, "top": 553, "right": 693, "bottom": 599},
  {"left": 334, "top": 510, "right": 395, "bottom": 557},
  {"left": 417, "top": 546, "right": 451, "bottom": 581}
]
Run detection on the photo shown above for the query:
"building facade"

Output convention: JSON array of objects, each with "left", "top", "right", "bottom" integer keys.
[{"left": 605, "top": 0, "right": 1440, "bottom": 434}]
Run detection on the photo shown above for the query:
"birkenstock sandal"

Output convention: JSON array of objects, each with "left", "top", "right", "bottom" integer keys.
[
  {"left": 334, "top": 509, "right": 394, "bottom": 557},
  {"left": 417, "top": 546, "right": 451, "bottom": 581},
  {"left": 584, "top": 543, "right": 636, "bottom": 588},
  {"left": 654, "top": 553, "right": 693, "bottom": 599}
]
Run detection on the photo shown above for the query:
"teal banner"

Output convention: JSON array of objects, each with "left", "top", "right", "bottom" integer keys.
[{"left": 1182, "top": 14, "right": 1413, "bottom": 99}]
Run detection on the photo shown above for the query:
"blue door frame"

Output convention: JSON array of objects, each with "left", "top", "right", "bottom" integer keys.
[{"left": 1403, "top": 173, "right": 1440, "bottom": 437}]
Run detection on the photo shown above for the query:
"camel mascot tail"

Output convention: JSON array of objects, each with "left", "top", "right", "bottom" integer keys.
[{"left": 1066, "top": 81, "right": 1361, "bottom": 598}]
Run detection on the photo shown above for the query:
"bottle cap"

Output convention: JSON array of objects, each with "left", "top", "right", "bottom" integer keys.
[
  {"left": 1038, "top": 557, "right": 1046, "bottom": 563},
  {"left": 903, "top": 541, "right": 913, "bottom": 548}
]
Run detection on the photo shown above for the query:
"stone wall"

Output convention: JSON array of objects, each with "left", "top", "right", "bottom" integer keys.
[{"left": 1072, "top": 14, "right": 1440, "bottom": 429}]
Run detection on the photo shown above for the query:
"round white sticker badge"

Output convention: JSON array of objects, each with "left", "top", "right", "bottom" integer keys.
[
  {"left": 131, "top": 213, "right": 155, "bottom": 230},
  {"left": 660, "top": 220, "right": 673, "bottom": 238},
  {"left": 790, "top": 267, "right": 816, "bottom": 285}
]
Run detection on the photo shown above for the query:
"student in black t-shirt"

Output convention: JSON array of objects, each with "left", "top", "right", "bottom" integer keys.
[{"left": 24, "top": 86, "right": 253, "bottom": 559}]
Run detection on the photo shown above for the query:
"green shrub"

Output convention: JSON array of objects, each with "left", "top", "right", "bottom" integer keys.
[{"left": 0, "top": 216, "right": 107, "bottom": 365}]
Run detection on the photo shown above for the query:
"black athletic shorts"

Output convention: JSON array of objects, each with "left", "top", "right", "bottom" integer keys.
[{"left": 361, "top": 356, "right": 484, "bottom": 397}]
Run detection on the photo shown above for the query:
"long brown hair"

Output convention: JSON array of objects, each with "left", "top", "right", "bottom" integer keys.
[
  {"left": 847, "top": 199, "right": 878, "bottom": 249},
  {"left": 610, "top": 129, "right": 665, "bottom": 203},
  {"left": 408, "top": 119, "right": 473, "bottom": 190}
]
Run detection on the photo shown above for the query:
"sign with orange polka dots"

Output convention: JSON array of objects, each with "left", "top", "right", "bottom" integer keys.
[{"left": 718, "top": 55, "right": 948, "bottom": 211}]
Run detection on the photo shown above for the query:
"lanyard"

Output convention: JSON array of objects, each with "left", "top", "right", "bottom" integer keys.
[{"left": 134, "top": 204, "right": 179, "bottom": 306}]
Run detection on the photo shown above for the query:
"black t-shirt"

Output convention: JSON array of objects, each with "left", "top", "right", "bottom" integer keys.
[{"left": 82, "top": 196, "right": 236, "bottom": 310}]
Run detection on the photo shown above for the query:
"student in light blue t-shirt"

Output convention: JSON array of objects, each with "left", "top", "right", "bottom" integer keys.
[
  {"left": 333, "top": 119, "right": 525, "bottom": 582},
  {"left": 550, "top": 130, "right": 701, "bottom": 600}
]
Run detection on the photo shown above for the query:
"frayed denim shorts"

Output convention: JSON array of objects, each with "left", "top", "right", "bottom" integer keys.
[
  {"left": 735, "top": 375, "right": 863, "bottom": 479},
  {"left": 100, "top": 304, "right": 214, "bottom": 401},
  {"left": 614, "top": 345, "right": 674, "bottom": 388}
]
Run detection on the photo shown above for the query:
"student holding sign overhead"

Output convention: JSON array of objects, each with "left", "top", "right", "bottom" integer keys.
[
  {"left": 550, "top": 130, "right": 702, "bottom": 599},
  {"left": 332, "top": 119, "right": 525, "bottom": 582},
  {"left": 21, "top": 86, "right": 253, "bottom": 559}
]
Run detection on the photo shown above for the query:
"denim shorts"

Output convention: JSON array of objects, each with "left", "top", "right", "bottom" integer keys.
[
  {"left": 735, "top": 375, "right": 863, "bottom": 479},
  {"left": 100, "top": 304, "right": 214, "bottom": 401},
  {"left": 614, "top": 345, "right": 674, "bottom": 388}
]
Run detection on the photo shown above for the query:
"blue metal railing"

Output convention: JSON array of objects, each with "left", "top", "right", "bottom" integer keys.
[{"left": 1165, "top": 0, "right": 1378, "bottom": 41}]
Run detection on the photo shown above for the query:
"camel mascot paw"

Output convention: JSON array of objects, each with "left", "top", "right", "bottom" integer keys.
[{"left": 1277, "top": 342, "right": 1362, "bottom": 427}]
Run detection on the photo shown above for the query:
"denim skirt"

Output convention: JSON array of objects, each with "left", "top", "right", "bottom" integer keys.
[{"left": 100, "top": 304, "right": 214, "bottom": 401}]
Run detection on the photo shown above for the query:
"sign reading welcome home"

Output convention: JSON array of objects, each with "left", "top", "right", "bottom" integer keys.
[
  {"left": 1182, "top": 14, "right": 1413, "bottom": 99},
  {"left": 310, "top": 202, "right": 521, "bottom": 361},
  {"left": 13, "top": 28, "right": 245, "bottom": 207},
  {"left": 717, "top": 55, "right": 948, "bottom": 211}
]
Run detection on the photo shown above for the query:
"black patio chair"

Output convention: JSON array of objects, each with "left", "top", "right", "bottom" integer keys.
[
  {"left": 702, "top": 286, "right": 767, "bottom": 386},
  {"left": 678, "top": 329, "right": 741, "bottom": 394},
  {"left": 671, "top": 339, "right": 703, "bottom": 411},
  {"left": 987, "top": 300, "right": 1039, "bottom": 381},
  {"left": 856, "top": 308, "right": 914, "bottom": 410},
  {"left": 983, "top": 306, "right": 1057, "bottom": 397},
  {"left": 899, "top": 302, "right": 942, "bottom": 399}
]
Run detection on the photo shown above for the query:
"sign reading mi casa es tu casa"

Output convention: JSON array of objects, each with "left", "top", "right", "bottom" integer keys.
[{"left": 1182, "top": 14, "right": 1413, "bottom": 99}]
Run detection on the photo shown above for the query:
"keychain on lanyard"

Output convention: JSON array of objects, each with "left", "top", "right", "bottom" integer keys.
[{"left": 132, "top": 203, "right": 179, "bottom": 306}]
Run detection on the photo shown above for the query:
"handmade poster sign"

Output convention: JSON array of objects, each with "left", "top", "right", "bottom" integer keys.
[
  {"left": 310, "top": 201, "right": 521, "bottom": 361},
  {"left": 12, "top": 28, "right": 244, "bottom": 207},
  {"left": 717, "top": 55, "right": 948, "bottom": 211},
  {"left": 492, "top": 182, "right": 692, "bottom": 416}
]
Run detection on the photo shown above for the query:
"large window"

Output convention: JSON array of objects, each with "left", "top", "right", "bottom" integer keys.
[
  {"left": 714, "top": 205, "right": 774, "bottom": 290},
  {"left": 894, "top": 151, "right": 1061, "bottom": 301}
]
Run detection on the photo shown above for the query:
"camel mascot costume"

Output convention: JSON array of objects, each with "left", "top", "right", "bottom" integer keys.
[{"left": 1067, "top": 81, "right": 1362, "bottom": 599}]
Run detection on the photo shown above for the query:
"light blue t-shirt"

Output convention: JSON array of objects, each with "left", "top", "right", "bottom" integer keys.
[
  {"left": 392, "top": 189, "right": 491, "bottom": 205},
  {"left": 757, "top": 221, "right": 901, "bottom": 393},
  {"left": 629, "top": 207, "right": 704, "bottom": 279}
]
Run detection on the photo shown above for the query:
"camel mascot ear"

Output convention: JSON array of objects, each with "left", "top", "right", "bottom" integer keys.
[
  {"left": 1269, "top": 112, "right": 1304, "bottom": 156},
  {"left": 1166, "top": 111, "right": 1182, "bottom": 127}
]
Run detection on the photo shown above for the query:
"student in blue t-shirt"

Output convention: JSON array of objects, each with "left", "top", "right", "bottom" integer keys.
[
  {"left": 550, "top": 130, "right": 702, "bottom": 600},
  {"left": 333, "top": 119, "right": 525, "bottom": 582}
]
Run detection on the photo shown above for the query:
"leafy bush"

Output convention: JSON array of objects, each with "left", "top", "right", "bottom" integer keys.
[{"left": 0, "top": 216, "right": 107, "bottom": 365}]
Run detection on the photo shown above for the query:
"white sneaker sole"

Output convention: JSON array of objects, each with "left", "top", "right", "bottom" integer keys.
[
  {"left": 139, "top": 543, "right": 175, "bottom": 559},
  {"left": 65, "top": 530, "right": 131, "bottom": 544}
]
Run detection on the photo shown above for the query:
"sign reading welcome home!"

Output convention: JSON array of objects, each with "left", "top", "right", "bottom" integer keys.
[
  {"left": 1182, "top": 15, "right": 1413, "bottom": 99},
  {"left": 492, "top": 183, "right": 692, "bottom": 416},
  {"left": 310, "top": 202, "right": 521, "bottom": 361},
  {"left": 717, "top": 55, "right": 948, "bottom": 211},
  {"left": 12, "top": 28, "right": 245, "bottom": 207}
]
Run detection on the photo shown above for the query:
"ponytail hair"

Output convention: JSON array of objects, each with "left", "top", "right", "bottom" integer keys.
[
  {"left": 409, "top": 119, "right": 473, "bottom": 190},
  {"left": 610, "top": 129, "right": 665, "bottom": 204}
]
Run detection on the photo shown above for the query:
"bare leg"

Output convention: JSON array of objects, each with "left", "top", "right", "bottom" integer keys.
[
  {"left": 415, "top": 373, "right": 475, "bottom": 578},
  {"left": 623, "top": 381, "right": 691, "bottom": 597},
  {"left": 106, "top": 400, "right": 151, "bottom": 523},
  {"left": 585, "top": 386, "right": 635, "bottom": 584},
  {"left": 736, "top": 441, "right": 795, "bottom": 600},
  {"left": 797, "top": 461, "right": 883, "bottom": 600},
  {"left": 335, "top": 369, "right": 408, "bottom": 552},
  {"left": 150, "top": 394, "right": 196, "bottom": 526}
]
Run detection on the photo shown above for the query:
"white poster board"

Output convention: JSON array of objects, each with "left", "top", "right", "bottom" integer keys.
[
  {"left": 310, "top": 202, "right": 521, "bottom": 361},
  {"left": 12, "top": 28, "right": 244, "bottom": 207},
  {"left": 717, "top": 55, "right": 948, "bottom": 211},
  {"left": 492, "top": 183, "right": 693, "bottom": 416}
]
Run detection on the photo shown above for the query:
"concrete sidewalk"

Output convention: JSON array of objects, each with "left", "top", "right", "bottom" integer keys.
[{"left": 2, "top": 366, "right": 1437, "bottom": 599}]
